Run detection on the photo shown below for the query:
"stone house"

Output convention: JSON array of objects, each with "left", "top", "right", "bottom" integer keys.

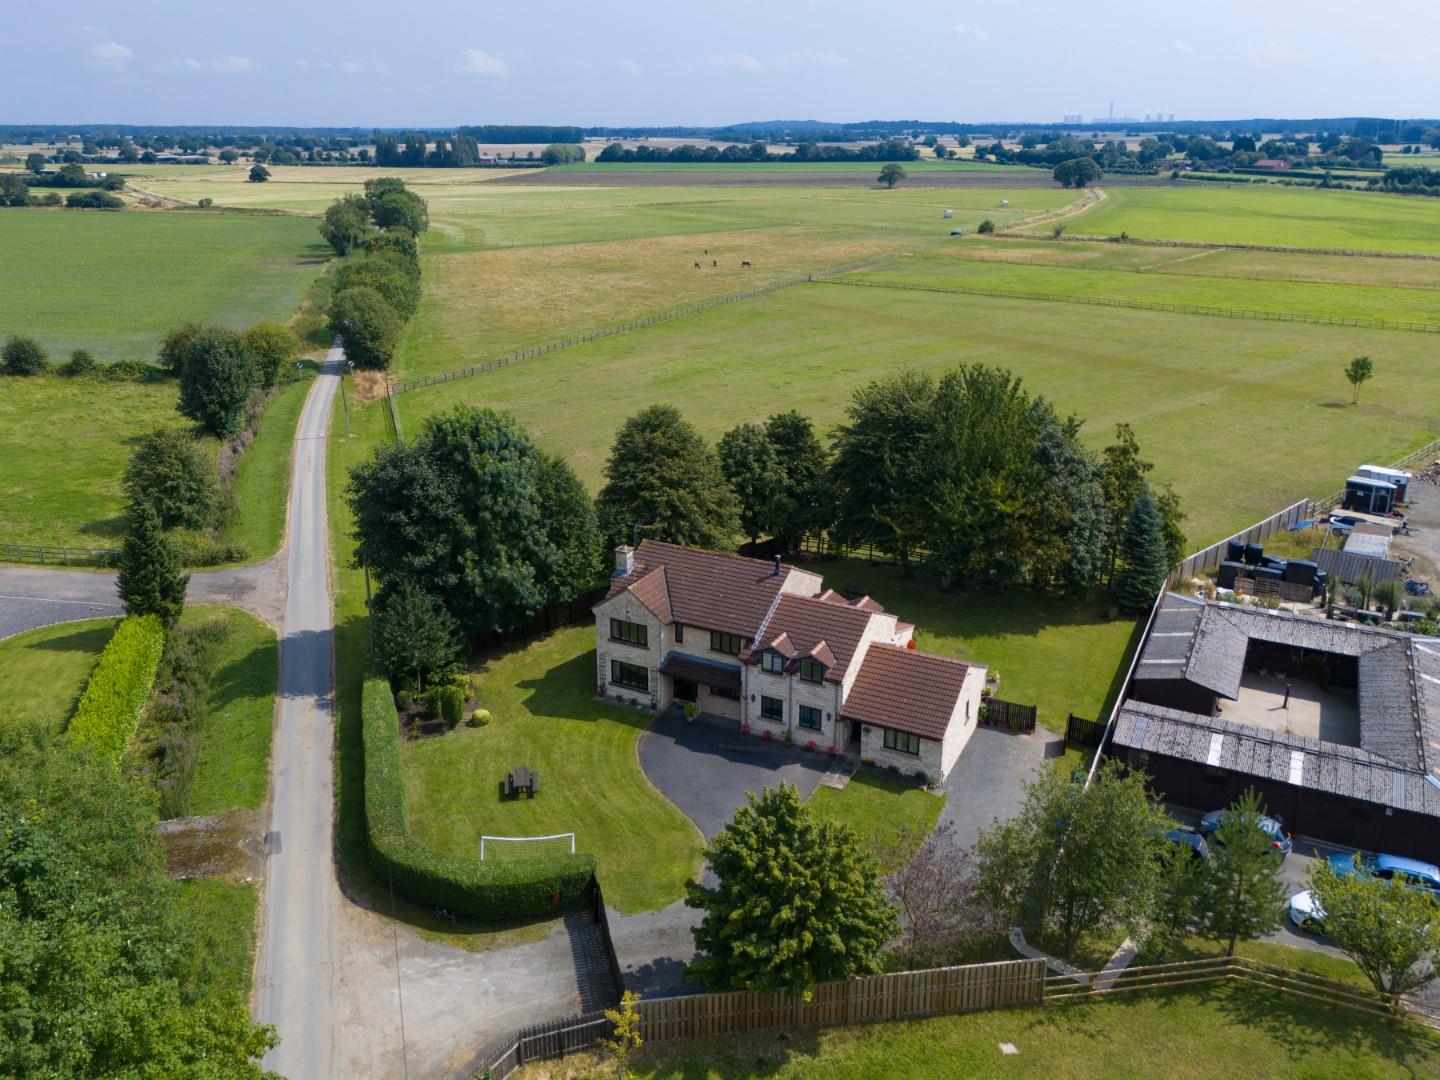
[{"left": 593, "top": 541, "right": 985, "bottom": 783}]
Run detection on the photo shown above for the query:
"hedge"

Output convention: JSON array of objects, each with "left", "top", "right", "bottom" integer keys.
[
  {"left": 362, "top": 670, "right": 597, "bottom": 921},
  {"left": 66, "top": 614, "right": 166, "bottom": 767}
]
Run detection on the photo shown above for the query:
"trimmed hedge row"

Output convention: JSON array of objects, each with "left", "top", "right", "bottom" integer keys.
[
  {"left": 361, "top": 670, "right": 597, "bottom": 921},
  {"left": 66, "top": 614, "right": 166, "bottom": 767}
]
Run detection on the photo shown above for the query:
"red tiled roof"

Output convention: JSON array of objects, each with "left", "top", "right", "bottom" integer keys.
[
  {"left": 601, "top": 540, "right": 792, "bottom": 638},
  {"left": 745, "top": 593, "right": 876, "bottom": 683},
  {"left": 626, "top": 566, "right": 672, "bottom": 623},
  {"left": 842, "top": 645, "right": 970, "bottom": 741}
]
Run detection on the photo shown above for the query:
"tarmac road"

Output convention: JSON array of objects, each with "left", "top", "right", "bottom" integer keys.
[{"left": 256, "top": 347, "right": 341, "bottom": 1079}]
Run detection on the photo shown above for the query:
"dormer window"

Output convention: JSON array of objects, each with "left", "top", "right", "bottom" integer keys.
[
  {"left": 761, "top": 651, "right": 785, "bottom": 674},
  {"left": 799, "top": 658, "right": 824, "bottom": 683}
]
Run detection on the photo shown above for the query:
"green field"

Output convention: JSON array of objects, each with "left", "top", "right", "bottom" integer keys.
[
  {"left": 548, "top": 158, "right": 1038, "bottom": 175},
  {"left": 0, "top": 617, "right": 117, "bottom": 728},
  {"left": 0, "top": 208, "right": 327, "bottom": 359},
  {"left": 398, "top": 277, "right": 1440, "bottom": 545},
  {"left": 1057, "top": 184, "right": 1440, "bottom": 253},
  {"left": 515, "top": 984, "right": 1440, "bottom": 1079},
  {"left": 1, "top": 370, "right": 303, "bottom": 557},
  {"left": 181, "top": 606, "right": 277, "bottom": 816}
]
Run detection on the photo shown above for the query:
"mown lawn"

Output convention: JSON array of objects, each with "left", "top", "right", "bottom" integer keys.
[
  {"left": 0, "top": 208, "right": 327, "bottom": 360},
  {"left": 809, "top": 771, "right": 945, "bottom": 872},
  {"left": 515, "top": 983, "right": 1440, "bottom": 1079},
  {"left": 180, "top": 606, "right": 277, "bottom": 816},
  {"left": 0, "top": 617, "right": 117, "bottom": 729},
  {"left": 1057, "top": 183, "right": 1440, "bottom": 253},
  {"left": 816, "top": 560, "right": 1140, "bottom": 730}
]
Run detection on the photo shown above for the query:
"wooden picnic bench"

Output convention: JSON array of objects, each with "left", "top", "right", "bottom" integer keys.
[{"left": 505, "top": 765, "right": 539, "bottom": 798}]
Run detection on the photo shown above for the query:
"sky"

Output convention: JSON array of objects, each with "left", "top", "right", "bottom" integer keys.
[{"left": 6, "top": 2, "right": 1438, "bottom": 128}]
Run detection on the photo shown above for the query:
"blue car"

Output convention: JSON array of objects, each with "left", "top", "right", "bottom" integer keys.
[
  {"left": 1328, "top": 852, "right": 1440, "bottom": 893},
  {"left": 1164, "top": 828, "right": 1211, "bottom": 861},
  {"left": 1197, "top": 809, "right": 1293, "bottom": 859}
]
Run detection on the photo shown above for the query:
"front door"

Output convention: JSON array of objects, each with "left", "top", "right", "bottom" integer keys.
[{"left": 673, "top": 678, "right": 698, "bottom": 703}]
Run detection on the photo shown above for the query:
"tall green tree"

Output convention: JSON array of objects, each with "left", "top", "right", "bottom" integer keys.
[
  {"left": 1113, "top": 488, "right": 1170, "bottom": 613},
  {"left": 1197, "top": 788, "right": 1287, "bottom": 956},
  {"left": 348, "top": 407, "right": 583, "bottom": 635},
  {"left": 763, "top": 410, "right": 830, "bottom": 552},
  {"left": 158, "top": 322, "right": 203, "bottom": 376},
  {"left": 0, "top": 724, "right": 277, "bottom": 1077},
  {"left": 248, "top": 162, "right": 270, "bottom": 182},
  {"left": 1345, "top": 355, "right": 1373, "bottom": 403},
  {"left": 240, "top": 322, "right": 302, "bottom": 389},
  {"left": 177, "top": 327, "right": 258, "bottom": 438},
  {"left": 1154, "top": 484, "right": 1189, "bottom": 568},
  {"left": 686, "top": 784, "right": 897, "bottom": 995},
  {"left": 333, "top": 259, "right": 420, "bottom": 320},
  {"left": 24, "top": 150, "right": 46, "bottom": 173},
  {"left": 717, "top": 423, "right": 783, "bottom": 545},
  {"left": 1100, "top": 423, "right": 1153, "bottom": 580},
  {"left": 1309, "top": 856, "right": 1440, "bottom": 1015},
  {"left": 975, "top": 759, "right": 1169, "bottom": 957},
  {"left": 1054, "top": 157, "right": 1103, "bottom": 187},
  {"left": 117, "top": 501, "right": 190, "bottom": 626},
  {"left": 122, "top": 428, "right": 222, "bottom": 530},
  {"left": 318, "top": 193, "right": 373, "bottom": 255},
  {"left": 534, "top": 451, "right": 604, "bottom": 605},
  {"left": 374, "top": 581, "right": 461, "bottom": 691},
  {"left": 829, "top": 370, "right": 936, "bottom": 574},
  {"left": 2, "top": 335, "right": 47, "bottom": 376},
  {"left": 595, "top": 405, "right": 739, "bottom": 550},
  {"left": 329, "top": 286, "right": 403, "bottom": 369},
  {"left": 877, "top": 162, "right": 907, "bottom": 188}
]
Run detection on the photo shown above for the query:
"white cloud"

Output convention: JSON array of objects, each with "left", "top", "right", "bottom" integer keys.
[
  {"left": 617, "top": 58, "right": 641, "bottom": 76},
  {"left": 322, "top": 59, "right": 386, "bottom": 75},
  {"left": 779, "top": 47, "right": 849, "bottom": 68},
  {"left": 72, "top": 23, "right": 108, "bottom": 36},
  {"left": 460, "top": 49, "right": 510, "bottom": 76},
  {"left": 161, "top": 55, "right": 263, "bottom": 74},
  {"left": 1171, "top": 40, "right": 1195, "bottom": 54},
  {"left": 87, "top": 40, "right": 133, "bottom": 69},
  {"left": 953, "top": 21, "right": 991, "bottom": 42},
  {"left": 1245, "top": 42, "right": 1304, "bottom": 65},
  {"left": 699, "top": 52, "right": 763, "bottom": 71}
]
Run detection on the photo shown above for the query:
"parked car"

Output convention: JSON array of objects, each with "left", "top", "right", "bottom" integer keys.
[
  {"left": 1328, "top": 514, "right": 1362, "bottom": 536},
  {"left": 1288, "top": 853, "right": 1440, "bottom": 931},
  {"left": 1196, "top": 808, "right": 1293, "bottom": 858},
  {"left": 1164, "top": 828, "right": 1211, "bottom": 861}
]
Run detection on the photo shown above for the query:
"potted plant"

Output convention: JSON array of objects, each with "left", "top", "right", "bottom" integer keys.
[
  {"left": 739, "top": 721, "right": 751, "bottom": 734},
  {"left": 681, "top": 702, "right": 699, "bottom": 723},
  {"left": 826, "top": 745, "right": 838, "bottom": 756},
  {"left": 596, "top": 683, "right": 606, "bottom": 697},
  {"left": 761, "top": 729, "right": 772, "bottom": 740},
  {"left": 805, "top": 739, "right": 817, "bottom": 752},
  {"left": 783, "top": 729, "right": 794, "bottom": 747}
]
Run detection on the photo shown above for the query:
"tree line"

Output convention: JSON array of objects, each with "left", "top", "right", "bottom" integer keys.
[
  {"left": 319, "top": 178, "right": 427, "bottom": 368},
  {"left": 594, "top": 139, "right": 919, "bottom": 164}
]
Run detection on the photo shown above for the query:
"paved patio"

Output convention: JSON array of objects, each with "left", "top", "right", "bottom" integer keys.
[
  {"left": 937, "top": 724, "right": 1066, "bottom": 851},
  {"left": 1217, "top": 670, "right": 1358, "bottom": 745}
]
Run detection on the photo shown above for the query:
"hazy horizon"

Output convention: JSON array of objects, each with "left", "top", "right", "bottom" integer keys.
[{"left": 6, "top": 1, "right": 1438, "bottom": 128}]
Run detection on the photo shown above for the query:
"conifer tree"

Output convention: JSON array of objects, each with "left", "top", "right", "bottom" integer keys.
[
  {"left": 1113, "top": 488, "right": 1170, "bottom": 613},
  {"left": 117, "top": 501, "right": 189, "bottom": 625}
]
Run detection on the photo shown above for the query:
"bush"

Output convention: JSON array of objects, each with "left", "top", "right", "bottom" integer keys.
[
  {"left": 123, "top": 427, "right": 222, "bottom": 530},
  {"left": 435, "top": 683, "right": 465, "bottom": 728},
  {"left": 977, "top": 219, "right": 995, "bottom": 234},
  {"left": 3, "top": 335, "right": 48, "bottom": 375},
  {"left": 60, "top": 348, "right": 99, "bottom": 376},
  {"left": 469, "top": 708, "right": 491, "bottom": 728},
  {"left": 240, "top": 321, "right": 302, "bottom": 389},
  {"left": 197, "top": 197, "right": 214, "bottom": 208},
  {"left": 65, "top": 190, "right": 124, "bottom": 209},
  {"left": 104, "top": 359, "right": 155, "bottom": 381},
  {"left": 66, "top": 615, "right": 167, "bottom": 767},
  {"left": 362, "top": 672, "right": 596, "bottom": 921}
]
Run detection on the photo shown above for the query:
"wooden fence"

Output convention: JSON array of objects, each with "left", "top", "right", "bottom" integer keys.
[
  {"left": 1313, "top": 433, "right": 1440, "bottom": 514},
  {"left": 468, "top": 959, "right": 1045, "bottom": 1078},
  {"left": 382, "top": 378, "right": 403, "bottom": 445},
  {"left": 1064, "top": 713, "right": 1106, "bottom": 750},
  {"left": 981, "top": 698, "right": 1037, "bottom": 734},
  {"left": 388, "top": 250, "right": 910, "bottom": 397},
  {"left": 1166, "top": 499, "right": 1313, "bottom": 586},
  {"left": 0, "top": 542, "right": 118, "bottom": 567},
  {"left": 819, "top": 277, "right": 1440, "bottom": 335}
]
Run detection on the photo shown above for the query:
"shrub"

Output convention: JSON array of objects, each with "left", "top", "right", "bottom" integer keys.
[
  {"left": 977, "top": 219, "right": 995, "bottom": 234},
  {"left": 104, "top": 359, "right": 155, "bottom": 381},
  {"left": 362, "top": 672, "right": 596, "bottom": 921},
  {"left": 915, "top": 770, "right": 929, "bottom": 785},
  {"left": 469, "top": 708, "right": 491, "bottom": 728},
  {"left": 197, "top": 197, "right": 214, "bottom": 208},
  {"left": 240, "top": 322, "right": 302, "bottom": 389},
  {"left": 66, "top": 615, "right": 166, "bottom": 767},
  {"left": 123, "top": 427, "right": 222, "bottom": 530},
  {"left": 435, "top": 684, "right": 465, "bottom": 728},
  {"left": 395, "top": 689, "right": 413, "bottom": 710},
  {"left": 65, "top": 190, "right": 124, "bottom": 209},
  {"left": 3, "top": 335, "right": 48, "bottom": 375},
  {"left": 60, "top": 348, "right": 99, "bottom": 376}
]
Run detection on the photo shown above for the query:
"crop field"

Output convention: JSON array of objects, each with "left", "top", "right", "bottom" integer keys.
[
  {"left": 0, "top": 208, "right": 327, "bottom": 359},
  {"left": 399, "top": 276, "right": 1440, "bottom": 545},
  {"left": 1052, "top": 184, "right": 1440, "bottom": 253}
]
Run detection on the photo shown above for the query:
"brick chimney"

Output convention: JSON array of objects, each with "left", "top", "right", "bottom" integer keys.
[{"left": 614, "top": 544, "right": 636, "bottom": 577}]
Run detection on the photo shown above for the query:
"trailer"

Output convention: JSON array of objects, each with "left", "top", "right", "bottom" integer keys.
[
  {"left": 1343, "top": 476, "right": 1397, "bottom": 515},
  {"left": 1355, "top": 464, "right": 1411, "bottom": 503}
]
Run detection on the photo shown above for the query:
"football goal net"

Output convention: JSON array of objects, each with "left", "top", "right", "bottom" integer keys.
[{"left": 479, "top": 833, "right": 577, "bottom": 860}]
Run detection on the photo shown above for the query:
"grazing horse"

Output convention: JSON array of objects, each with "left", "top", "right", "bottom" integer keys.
[
  {"left": 712, "top": 260, "right": 717, "bottom": 267},
  {"left": 694, "top": 262, "right": 701, "bottom": 269},
  {"left": 741, "top": 260, "right": 752, "bottom": 268}
]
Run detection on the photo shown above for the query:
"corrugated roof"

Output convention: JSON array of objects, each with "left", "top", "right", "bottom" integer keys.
[
  {"left": 1312, "top": 547, "right": 1403, "bottom": 586},
  {"left": 600, "top": 540, "right": 795, "bottom": 638},
  {"left": 1358, "top": 643, "right": 1423, "bottom": 770},
  {"left": 842, "top": 645, "right": 972, "bottom": 741},
  {"left": 1113, "top": 702, "right": 1440, "bottom": 818}
]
